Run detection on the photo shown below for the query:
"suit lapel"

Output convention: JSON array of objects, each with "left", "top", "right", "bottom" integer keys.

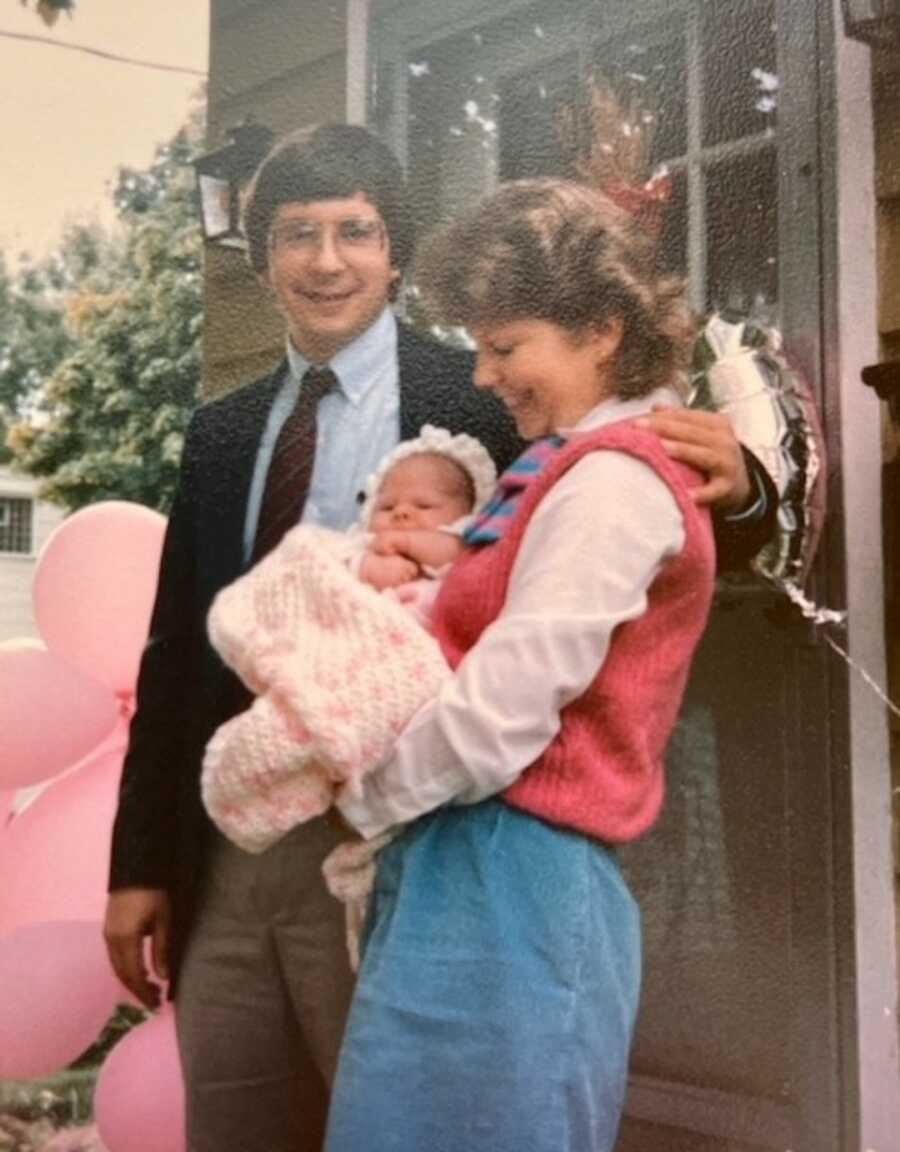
[
  {"left": 205, "top": 362, "right": 286, "bottom": 589},
  {"left": 397, "top": 325, "right": 433, "bottom": 440}
]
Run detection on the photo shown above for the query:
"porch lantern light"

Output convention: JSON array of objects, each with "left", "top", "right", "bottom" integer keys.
[
  {"left": 841, "top": 0, "right": 900, "bottom": 45},
  {"left": 192, "top": 121, "right": 274, "bottom": 248},
  {"left": 862, "top": 361, "right": 900, "bottom": 425}
]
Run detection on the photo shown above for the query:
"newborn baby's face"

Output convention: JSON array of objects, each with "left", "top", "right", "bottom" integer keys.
[{"left": 370, "top": 454, "right": 472, "bottom": 533}]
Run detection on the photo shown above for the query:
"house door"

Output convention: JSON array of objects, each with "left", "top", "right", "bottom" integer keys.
[{"left": 373, "top": 1, "right": 844, "bottom": 1147}]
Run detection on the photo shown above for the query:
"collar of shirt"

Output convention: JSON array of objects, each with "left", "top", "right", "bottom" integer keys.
[
  {"left": 558, "top": 385, "right": 682, "bottom": 437},
  {"left": 242, "top": 308, "right": 401, "bottom": 562},
  {"left": 284, "top": 306, "right": 397, "bottom": 405}
]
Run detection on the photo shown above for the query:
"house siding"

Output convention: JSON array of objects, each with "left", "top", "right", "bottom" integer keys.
[{"left": 204, "top": 0, "right": 350, "bottom": 399}]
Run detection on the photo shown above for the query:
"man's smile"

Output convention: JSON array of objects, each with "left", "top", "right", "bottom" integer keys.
[{"left": 298, "top": 287, "right": 357, "bottom": 303}]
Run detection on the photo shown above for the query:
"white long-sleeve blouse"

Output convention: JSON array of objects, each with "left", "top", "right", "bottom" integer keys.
[{"left": 336, "top": 387, "right": 687, "bottom": 840}]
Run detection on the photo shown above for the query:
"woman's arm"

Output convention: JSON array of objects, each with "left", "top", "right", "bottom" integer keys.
[{"left": 336, "top": 450, "right": 685, "bottom": 839}]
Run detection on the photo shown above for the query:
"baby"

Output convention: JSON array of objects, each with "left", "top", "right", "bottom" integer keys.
[
  {"left": 201, "top": 426, "right": 496, "bottom": 855},
  {"left": 351, "top": 431, "right": 490, "bottom": 624},
  {"left": 361, "top": 452, "right": 472, "bottom": 587}
]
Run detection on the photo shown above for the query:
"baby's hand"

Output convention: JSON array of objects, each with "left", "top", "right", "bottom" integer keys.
[
  {"left": 372, "top": 530, "right": 414, "bottom": 558},
  {"left": 372, "top": 529, "right": 464, "bottom": 571},
  {"left": 359, "top": 552, "right": 420, "bottom": 590}
]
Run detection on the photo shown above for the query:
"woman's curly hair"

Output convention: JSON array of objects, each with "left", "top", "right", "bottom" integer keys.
[{"left": 416, "top": 179, "right": 693, "bottom": 399}]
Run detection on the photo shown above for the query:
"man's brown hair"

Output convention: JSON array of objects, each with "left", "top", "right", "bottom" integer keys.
[{"left": 243, "top": 124, "right": 414, "bottom": 280}]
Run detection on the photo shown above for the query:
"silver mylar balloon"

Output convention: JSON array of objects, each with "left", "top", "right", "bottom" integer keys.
[{"left": 690, "top": 313, "right": 826, "bottom": 583}]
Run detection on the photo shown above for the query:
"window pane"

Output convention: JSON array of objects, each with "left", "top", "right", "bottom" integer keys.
[
  {"left": 0, "top": 497, "right": 34, "bottom": 554},
  {"left": 702, "top": 0, "right": 777, "bottom": 147},
  {"left": 499, "top": 62, "right": 578, "bottom": 182},
  {"left": 405, "top": 6, "right": 588, "bottom": 229},
  {"left": 657, "top": 167, "right": 688, "bottom": 276},
  {"left": 593, "top": 26, "right": 687, "bottom": 166},
  {"left": 406, "top": 34, "right": 495, "bottom": 232},
  {"left": 705, "top": 148, "right": 778, "bottom": 316}
]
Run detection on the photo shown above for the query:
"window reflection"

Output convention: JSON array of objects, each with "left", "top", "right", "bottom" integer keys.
[
  {"left": 407, "top": 36, "right": 479, "bottom": 231},
  {"left": 706, "top": 149, "right": 778, "bottom": 316},
  {"left": 499, "top": 63, "right": 577, "bottom": 182},
  {"left": 657, "top": 167, "right": 687, "bottom": 276},
  {"left": 592, "top": 27, "right": 687, "bottom": 166},
  {"left": 702, "top": 0, "right": 778, "bottom": 147},
  {"left": 400, "top": 0, "right": 781, "bottom": 314}
]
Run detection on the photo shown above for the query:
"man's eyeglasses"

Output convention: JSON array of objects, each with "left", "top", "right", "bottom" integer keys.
[{"left": 269, "top": 218, "right": 386, "bottom": 255}]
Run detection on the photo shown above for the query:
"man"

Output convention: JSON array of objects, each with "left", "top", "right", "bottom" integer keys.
[{"left": 104, "top": 123, "right": 776, "bottom": 1152}]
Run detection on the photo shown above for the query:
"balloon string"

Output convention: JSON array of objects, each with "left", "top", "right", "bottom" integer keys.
[
  {"left": 821, "top": 632, "right": 900, "bottom": 723},
  {"left": 771, "top": 577, "right": 900, "bottom": 721}
]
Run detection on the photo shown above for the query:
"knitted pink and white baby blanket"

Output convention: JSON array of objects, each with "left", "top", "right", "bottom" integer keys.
[{"left": 201, "top": 524, "right": 450, "bottom": 854}]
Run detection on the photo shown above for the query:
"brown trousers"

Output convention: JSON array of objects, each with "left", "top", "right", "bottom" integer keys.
[{"left": 175, "top": 816, "right": 355, "bottom": 1152}]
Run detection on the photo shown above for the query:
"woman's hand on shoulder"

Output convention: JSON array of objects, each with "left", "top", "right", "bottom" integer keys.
[{"left": 638, "top": 406, "right": 752, "bottom": 511}]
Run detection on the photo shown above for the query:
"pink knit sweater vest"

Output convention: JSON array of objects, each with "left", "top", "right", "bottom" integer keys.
[{"left": 431, "top": 421, "right": 716, "bottom": 844}]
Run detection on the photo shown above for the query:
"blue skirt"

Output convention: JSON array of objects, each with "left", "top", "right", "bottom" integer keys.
[{"left": 325, "top": 800, "right": 641, "bottom": 1152}]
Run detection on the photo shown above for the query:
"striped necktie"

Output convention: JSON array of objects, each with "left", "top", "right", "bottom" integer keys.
[{"left": 252, "top": 365, "right": 337, "bottom": 563}]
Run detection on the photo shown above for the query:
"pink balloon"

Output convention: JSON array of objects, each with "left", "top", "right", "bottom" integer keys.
[
  {"left": 0, "top": 647, "right": 119, "bottom": 789},
  {"left": 95, "top": 1004, "right": 185, "bottom": 1152},
  {"left": 0, "top": 746, "right": 123, "bottom": 934},
  {"left": 0, "top": 790, "right": 13, "bottom": 827},
  {"left": 34, "top": 501, "right": 166, "bottom": 695},
  {"left": 0, "top": 920, "right": 121, "bottom": 1080}
]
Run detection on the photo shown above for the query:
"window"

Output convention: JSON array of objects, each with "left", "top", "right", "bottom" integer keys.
[
  {"left": 384, "top": 0, "right": 779, "bottom": 320},
  {"left": 0, "top": 497, "right": 34, "bottom": 555}
]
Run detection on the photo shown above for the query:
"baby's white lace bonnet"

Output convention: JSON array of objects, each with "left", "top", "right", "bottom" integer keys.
[{"left": 358, "top": 424, "right": 498, "bottom": 529}]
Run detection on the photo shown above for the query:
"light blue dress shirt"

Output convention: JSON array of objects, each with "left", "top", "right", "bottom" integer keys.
[{"left": 242, "top": 308, "right": 401, "bottom": 565}]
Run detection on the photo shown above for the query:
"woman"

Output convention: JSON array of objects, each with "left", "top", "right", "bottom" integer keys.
[{"left": 325, "top": 179, "right": 717, "bottom": 1152}]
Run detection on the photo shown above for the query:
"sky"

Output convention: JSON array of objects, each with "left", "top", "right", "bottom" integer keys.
[{"left": 0, "top": 0, "right": 209, "bottom": 263}]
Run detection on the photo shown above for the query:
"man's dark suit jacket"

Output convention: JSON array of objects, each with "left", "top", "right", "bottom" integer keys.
[{"left": 109, "top": 323, "right": 776, "bottom": 978}]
